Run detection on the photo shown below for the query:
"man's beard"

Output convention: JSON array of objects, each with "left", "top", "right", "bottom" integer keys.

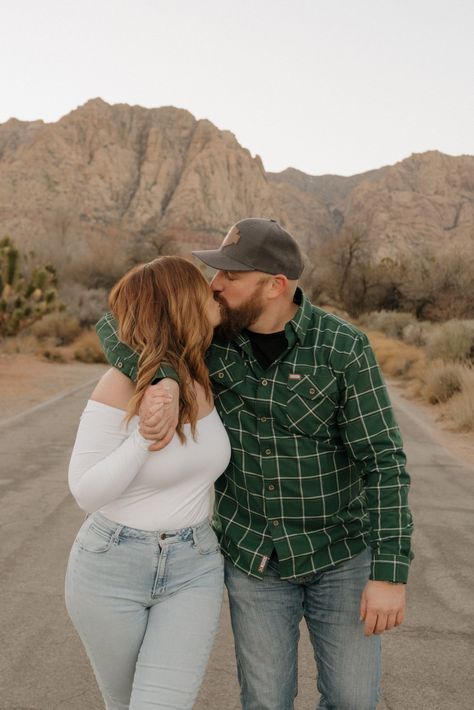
[{"left": 215, "top": 285, "right": 266, "bottom": 341}]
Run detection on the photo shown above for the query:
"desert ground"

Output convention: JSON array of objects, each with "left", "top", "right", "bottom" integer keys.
[{"left": 1, "top": 354, "right": 473, "bottom": 709}]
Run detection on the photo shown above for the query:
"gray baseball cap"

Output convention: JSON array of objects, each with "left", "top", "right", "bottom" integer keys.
[{"left": 192, "top": 218, "right": 304, "bottom": 279}]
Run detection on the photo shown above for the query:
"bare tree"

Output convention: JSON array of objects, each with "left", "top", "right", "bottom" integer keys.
[{"left": 305, "top": 227, "right": 383, "bottom": 316}]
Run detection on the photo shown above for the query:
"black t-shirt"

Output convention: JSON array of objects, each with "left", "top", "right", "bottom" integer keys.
[{"left": 244, "top": 329, "right": 288, "bottom": 370}]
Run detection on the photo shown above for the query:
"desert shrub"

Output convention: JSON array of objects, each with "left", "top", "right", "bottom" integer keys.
[
  {"left": 31, "top": 311, "right": 82, "bottom": 345},
  {"left": 0, "top": 333, "right": 42, "bottom": 355},
  {"left": 365, "top": 331, "right": 424, "bottom": 379},
  {"left": 74, "top": 330, "right": 107, "bottom": 364},
  {"left": 401, "top": 321, "right": 434, "bottom": 347},
  {"left": 41, "top": 348, "right": 68, "bottom": 363},
  {"left": 61, "top": 282, "right": 108, "bottom": 326},
  {"left": 76, "top": 288, "right": 108, "bottom": 326},
  {"left": 427, "top": 321, "right": 474, "bottom": 363},
  {"left": 61, "top": 238, "right": 127, "bottom": 291},
  {"left": 357, "top": 311, "right": 417, "bottom": 340},
  {"left": 424, "top": 363, "right": 464, "bottom": 403},
  {"left": 448, "top": 368, "right": 474, "bottom": 432}
]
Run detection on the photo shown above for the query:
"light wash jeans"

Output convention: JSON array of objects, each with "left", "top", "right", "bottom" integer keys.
[
  {"left": 65, "top": 512, "right": 224, "bottom": 710},
  {"left": 225, "top": 547, "right": 381, "bottom": 710}
]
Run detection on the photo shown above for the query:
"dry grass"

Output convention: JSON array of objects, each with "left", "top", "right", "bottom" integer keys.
[
  {"left": 447, "top": 368, "right": 474, "bottom": 432},
  {"left": 366, "top": 331, "right": 425, "bottom": 378},
  {"left": 424, "top": 362, "right": 464, "bottom": 403},
  {"left": 427, "top": 320, "right": 474, "bottom": 362},
  {"left": 0, "top": 332, "right": 72, "bottom": 364},
  {"left": 1, "top": 327, "right": 106, "bottom": 365},
  {"left": 73, "top": 330, "right": 107, "bottom": 364},
  {"left": 31, "top": 311, "right": 82, "bottom": 345},
  {"left": 0, "top": 333, "right": 44, "bottom": 355},
  {"left": 367, "top": 330, "right": 474, "bottom": 432}
]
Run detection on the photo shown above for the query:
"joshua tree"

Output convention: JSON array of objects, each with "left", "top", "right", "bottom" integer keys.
[{"left": 0, "top": 237, "right": 60, "bottom": 337}]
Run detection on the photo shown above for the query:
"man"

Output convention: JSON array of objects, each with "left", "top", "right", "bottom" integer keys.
[{"left": 96, "top": 218, "right": 413, "bottom": 710}]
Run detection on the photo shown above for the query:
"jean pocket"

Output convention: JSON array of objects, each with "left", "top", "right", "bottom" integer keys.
[
  {"left": 194, "top": 525, "right": 220, "bottom": 555},
  {"left": 76, "top": 519, "right": 114, "bottom": 553}
]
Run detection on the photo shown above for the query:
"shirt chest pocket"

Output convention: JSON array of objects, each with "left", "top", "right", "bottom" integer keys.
[
  {"left": 286, "top": 372, "right": 339, "bottom": 436},
  {"left": 209, "top": 360, "right": 247, "bottom": 415}
]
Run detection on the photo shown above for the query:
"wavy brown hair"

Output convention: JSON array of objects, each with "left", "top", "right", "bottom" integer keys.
[{"left": 109, "top": 256, "right": 213, "bottom": 442}]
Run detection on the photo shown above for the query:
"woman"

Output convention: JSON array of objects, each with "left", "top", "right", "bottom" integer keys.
[{"left": 65, "top": 256, "right": 231, "bottom": 710}]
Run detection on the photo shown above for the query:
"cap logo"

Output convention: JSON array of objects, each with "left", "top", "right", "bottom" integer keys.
[{"left": 221, "top": 225, "right": 241, "bottom": 249}]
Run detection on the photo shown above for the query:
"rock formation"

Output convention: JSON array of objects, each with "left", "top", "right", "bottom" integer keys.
[{"left": 0, "top": 98, "right": 472, "bottom": 284}]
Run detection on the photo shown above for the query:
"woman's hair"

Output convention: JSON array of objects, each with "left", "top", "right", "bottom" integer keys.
[{"left": 109, "top": 256, "right": 213, "bottom": 442}]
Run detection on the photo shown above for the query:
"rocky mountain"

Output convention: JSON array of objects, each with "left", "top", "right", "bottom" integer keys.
[
  {"left": 269, "top": 153, "right": 474, "bottom": 257},
  {"left": 0, "top": 98, "right": 473, "bottom": 283}
]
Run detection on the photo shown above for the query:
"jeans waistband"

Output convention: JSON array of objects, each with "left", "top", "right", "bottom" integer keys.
[{"left": 90, "top": 512, "right": 211, "bottom": 543}]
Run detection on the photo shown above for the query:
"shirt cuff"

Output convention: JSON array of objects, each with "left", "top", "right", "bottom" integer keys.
[
  {"left": 151, "top": 364, "right": 180, "bottom": 385},
  {"left": 131, "top": 427, "right": 155, "bottom": 452},
  {"left": 370, "top": 553, "right": 412, "bottom": 583}
]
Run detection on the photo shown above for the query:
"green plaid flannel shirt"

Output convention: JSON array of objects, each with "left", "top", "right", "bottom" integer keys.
[{"left": 96, "top": 289, "right": 413, "bottom": 583}]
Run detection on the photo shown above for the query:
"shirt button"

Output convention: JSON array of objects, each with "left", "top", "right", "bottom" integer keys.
[
  {"left": 260, "top": 417, "right": 267, "bottom": 422},
  {"left": 218, "top": 372, "right": 224, "bottom": 379},
  {"left": 268, "top": 484, "right": 275, "bottom": 491},
  {"left": 265, "top": 448, "right": 272, "bottom": 455},
  {"left": 272, "top": 520, "right": 279, "bottom": 527},
  {"left": 117, "top": 362, "right": 123, "bottom": 368},
  {"left": 309, "top": 387, "right": 316, "bottom": 395},
  {"left": 261, "top": 379, "right": 268, "bottom": 386},
  {"left": 160, "top": 533, "right": 167, "bottom": 540}
]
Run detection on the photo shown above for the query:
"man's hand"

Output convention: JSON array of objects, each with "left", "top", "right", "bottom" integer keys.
[
  {"left": 359, "top": 580, "right": 406, "bottom": 636},
  {"left": 138, "top": 378, "right": 180, "bottom": 451}
]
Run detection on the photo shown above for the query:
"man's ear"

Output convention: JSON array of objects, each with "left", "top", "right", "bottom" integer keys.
[{"left": 267, "top": 274, "right": 288, "bottom": 299}]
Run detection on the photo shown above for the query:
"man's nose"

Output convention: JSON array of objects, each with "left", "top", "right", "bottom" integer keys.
[{"left": 210, "top": 271, "right": 223, "bottom": 292}]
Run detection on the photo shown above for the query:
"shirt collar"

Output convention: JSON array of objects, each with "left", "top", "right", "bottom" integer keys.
[{"left": 284, "top": 287, "right": 312, "bottom": 345}]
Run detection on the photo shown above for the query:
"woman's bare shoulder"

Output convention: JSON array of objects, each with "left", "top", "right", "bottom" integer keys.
[{"left": 90, "top": 368, "right": 135, "bottom": 411}]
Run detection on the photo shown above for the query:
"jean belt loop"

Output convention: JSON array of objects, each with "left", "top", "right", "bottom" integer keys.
[{"left": 111, "top": 524, "right": 124, "bottom": 546}]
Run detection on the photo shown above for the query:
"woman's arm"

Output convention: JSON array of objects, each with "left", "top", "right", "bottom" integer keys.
[{"left": 68, "top": 369, "right": 153, "bottom": 512}]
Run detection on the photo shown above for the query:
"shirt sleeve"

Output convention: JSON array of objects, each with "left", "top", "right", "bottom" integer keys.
[
  {"left": 95, "top": 311, "right": 180, "bottom": 384},
  {"left": 68, "top": 401, "right": 152, "bottom": 512},
  {"left": 337, "top": 333, "right": 414, "bottom": 583}
]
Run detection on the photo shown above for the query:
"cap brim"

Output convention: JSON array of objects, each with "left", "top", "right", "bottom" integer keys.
[{"left": 192, "top": 249, "right": 255, "bottom": 272}]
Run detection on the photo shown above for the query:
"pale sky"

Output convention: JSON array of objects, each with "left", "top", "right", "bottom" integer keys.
[{"left": 1, "top": 0, "right": 473, "bottom": 176}]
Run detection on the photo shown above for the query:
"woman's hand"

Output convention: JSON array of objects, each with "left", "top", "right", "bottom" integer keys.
[{"left": 139, "top": 379, "right": 180, "bottom": 450}]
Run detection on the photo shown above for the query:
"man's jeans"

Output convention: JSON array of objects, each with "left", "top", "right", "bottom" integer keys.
[
  {"left": 65, "top": 513, "right": 223, "bottom": 710},
  {"left": 225, "top": 547, "right": 381, "bottom": 710}
]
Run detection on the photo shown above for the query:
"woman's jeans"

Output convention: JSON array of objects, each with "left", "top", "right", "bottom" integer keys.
[
  {"left": 65, "top": 512, "right": 224, "bottom": 710},
  {"left": 225, "top": 547, "right": 381, "bottom": 710}
]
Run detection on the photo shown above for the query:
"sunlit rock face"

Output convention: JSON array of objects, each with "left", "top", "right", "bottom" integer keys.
[{"left": 0, "top": 99, "right": 472, "bottom": 275}]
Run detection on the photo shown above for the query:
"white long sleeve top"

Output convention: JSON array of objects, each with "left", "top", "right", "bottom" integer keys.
[{"left": 68, "top": 400, "right": 231, "bottom": 531}]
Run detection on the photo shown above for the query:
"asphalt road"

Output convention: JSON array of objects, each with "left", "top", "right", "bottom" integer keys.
[{"left": 0, "top": 381, "right": 473, "bottom": 709}]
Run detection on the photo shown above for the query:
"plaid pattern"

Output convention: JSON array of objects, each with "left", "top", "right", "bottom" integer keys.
[{"left": 96, "top": 290, "right": 413, "bottom": 583}]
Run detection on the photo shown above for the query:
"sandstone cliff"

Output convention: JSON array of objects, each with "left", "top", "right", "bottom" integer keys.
[{"left": 0, "top": 99, "right": 472, "bottom": 283}]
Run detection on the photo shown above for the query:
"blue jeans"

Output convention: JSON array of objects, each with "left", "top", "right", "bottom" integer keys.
[
  {"left": 65, "top": 513, "right": 224, "bottom": 710},
  {"left": 225, "top": 548, "right": 381, "bottom": 710}
]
